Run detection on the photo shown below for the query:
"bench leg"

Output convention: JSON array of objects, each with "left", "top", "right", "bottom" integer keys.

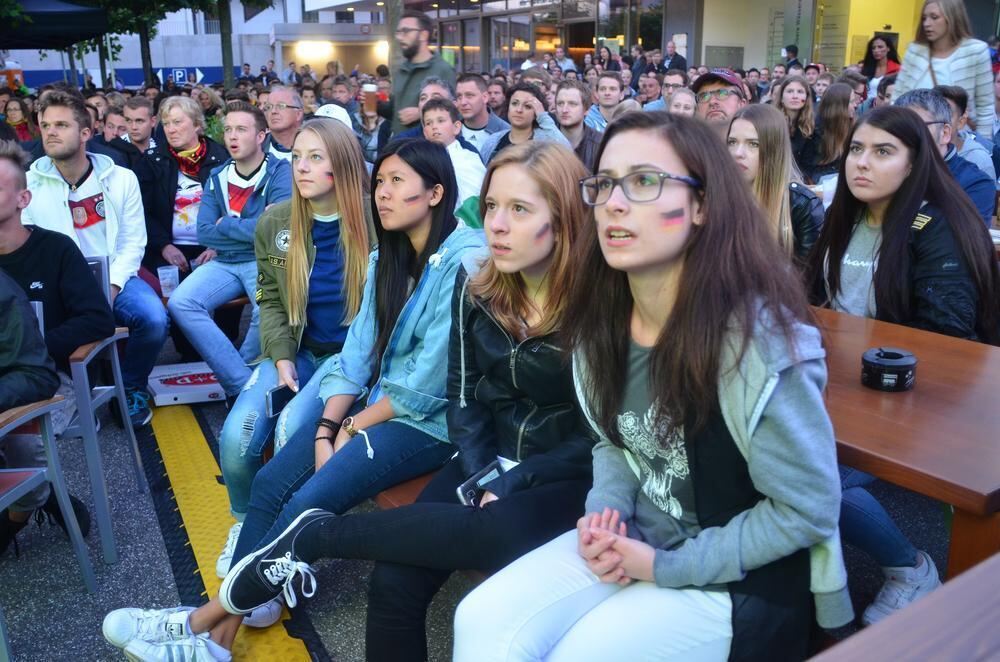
[
  {"left": 109, "top": 345, "right": 148, "bottom": 493},
  {"left": 41, "top": 413, "right": 98, "bottom": 593},
  {"left": 71, "top": 362, "right": 118, "bottom": 565},
  {"left": 0, "top": 604, "right": 10, "bottom": 662},
  {"left": 946, "top": 509, "right": 1000, "bottom": 579}
]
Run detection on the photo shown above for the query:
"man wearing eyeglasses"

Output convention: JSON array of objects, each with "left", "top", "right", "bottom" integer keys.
[
  {"left": 385, "top": 10, "right": 456, "bottom": 137},
  {"left": 691, "top": 68, "right": 747, "bottom": 141},
  {"left": 261, "top": 86, "right": 304, "bottom": 163},
  {"left": 897, "top": 88, "right": 995, "bottom": 226}
]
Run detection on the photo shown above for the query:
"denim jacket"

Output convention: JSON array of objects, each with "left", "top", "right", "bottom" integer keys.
[
  {"left": 196, "top": 155, "right": 292, "bottom": 263},
  {"left": 318, "top": 225, "right": 485, "bottom": 441}
]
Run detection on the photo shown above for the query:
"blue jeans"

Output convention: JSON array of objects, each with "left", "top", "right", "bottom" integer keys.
[
  {"left": 219, "top": 351, "right": 325, "bottom": 518},
  {"left": 167, "top": 259, "right": 260, "bottom": 395},
  {"left": 113, "top": 276, "right": 169, "bottom": 391},
  {"left": 231, "top": 417, "right": 455, "bottom": 562},
  {"left": 839, "top": 466, "right": 918, "bottom": 568}
]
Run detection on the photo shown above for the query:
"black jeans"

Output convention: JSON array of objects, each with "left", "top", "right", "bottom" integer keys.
[{"left": 296, "top": 457, "right": 590, "bottom": 662}]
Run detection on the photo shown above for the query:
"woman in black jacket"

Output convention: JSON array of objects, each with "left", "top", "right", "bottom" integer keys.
[
  {"left": 108, "top": 141, "right": 596, "bottom": 662},
  {"left": 727, "top": 104, "right": 823, "bottom": 265},
  {"left": 808, "top": 106, "right": 1000, "bottom": 626},
  {"left": 141, "top": 95, "right": 228, "bottom": 277}
]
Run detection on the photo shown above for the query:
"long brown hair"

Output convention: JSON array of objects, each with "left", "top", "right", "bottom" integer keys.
[
  {"left": 914, "top": 0, "right": 973, "bottom": 46},
  {"left": 807, "top": 106, "right": 1000, "bottom": 344},
  {"left": 817, "top": 83, "right": 853, "bottom": 165},
  {"left": 565, "top": 112, "right": 814, "bottom": 445},
  {"left": 776, "top": 75, "right": 815, "bottom": 139},
  {"left": 469, "top": 142, "right": 588, "bottom": 338},
  {"left": 730, "top": 104, "right": 795, "bottom": 255},
  {"left": 286, "top": 118, "right": 371, "bottom": 327}
]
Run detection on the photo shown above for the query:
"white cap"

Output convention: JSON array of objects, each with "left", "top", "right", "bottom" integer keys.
[{"left": 314, "top": 103, "right": 353, "bottom": 129}]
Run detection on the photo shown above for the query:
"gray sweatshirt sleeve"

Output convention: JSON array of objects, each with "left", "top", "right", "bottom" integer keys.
[
  {"left": 653, "top": 357, "right": 841, "bottom": 588},
  {"left": 584, "top": 438, "right": 640, "bottom": 521}
]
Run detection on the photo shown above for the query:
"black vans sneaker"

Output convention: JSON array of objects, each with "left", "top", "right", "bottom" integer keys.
[{"left": 219, "top": 508, "right": 332, "bottom": 615}]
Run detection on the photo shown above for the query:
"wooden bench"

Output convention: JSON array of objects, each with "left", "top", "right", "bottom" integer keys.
[
  {"left": 817, "top": 308, "right": 1000, "bottom": 578},
  {"left": 374, "top": 472, "right": 436, "bottom": 510},
  {"left": 813, "top": 552, "right": 1000, "bottom": 660}
]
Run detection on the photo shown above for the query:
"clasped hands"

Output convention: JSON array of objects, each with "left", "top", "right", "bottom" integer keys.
[{"left": 577, "top": 507, "right": 655, "bottom": 585}]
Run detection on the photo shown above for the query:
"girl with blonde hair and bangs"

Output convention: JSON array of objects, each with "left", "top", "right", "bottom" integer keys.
[
  {"left": 210, "top": 117, "right": 373, "bottom": 594},
  {"left": 469, "top": 140, "right": 586, "bottom": 338}
]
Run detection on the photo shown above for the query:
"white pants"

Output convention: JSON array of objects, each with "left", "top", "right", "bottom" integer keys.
[{"left": 454, "top": 530, "right": 733, "bottom": 662}]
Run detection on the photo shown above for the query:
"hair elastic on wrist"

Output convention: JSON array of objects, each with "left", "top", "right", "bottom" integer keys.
[
  {"left": 315, "top": 435, "right": 336, "bottom": 443},
  {"left": 316, "top": 417, "right": 342, "bottom": 431}
]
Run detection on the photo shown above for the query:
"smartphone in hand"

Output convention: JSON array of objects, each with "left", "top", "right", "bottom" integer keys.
[
  {"left": 265, "top": 385, "right": 295, "bottom": 418},
  {"left": 456, "top": 461, "right": 504, "bottom": 506}
]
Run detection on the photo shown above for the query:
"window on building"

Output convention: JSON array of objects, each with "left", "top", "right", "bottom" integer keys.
[
  {"left": 244, "top": 4, "right": 265, "bottom": 21},
  {"left": 335, "top": 10, "right": 355, "bottom": 23},
  {"left": 302, "top": 0, "right": 320, "bottom": 23}
]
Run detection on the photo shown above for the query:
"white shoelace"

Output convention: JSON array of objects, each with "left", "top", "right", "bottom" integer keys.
[
  {"left": 137, "top": 609, "right": 186, "bottom": 641},
  {"left": 262, "top": 552, "right": 317, "bottom": 608}
]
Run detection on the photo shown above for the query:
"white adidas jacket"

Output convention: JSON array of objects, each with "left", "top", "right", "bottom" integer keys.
[{"left": 23, "top": 152, "right": 147, "bottom": 290}]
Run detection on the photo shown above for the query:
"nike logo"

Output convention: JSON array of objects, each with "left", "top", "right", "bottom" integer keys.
[{"left": 29, "top": 281, "right": 43, "bottom": 290}]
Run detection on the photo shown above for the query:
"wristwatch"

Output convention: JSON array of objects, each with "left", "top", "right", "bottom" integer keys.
[{"left": 342, "top": 416, "right": 361, "bottom": 437}]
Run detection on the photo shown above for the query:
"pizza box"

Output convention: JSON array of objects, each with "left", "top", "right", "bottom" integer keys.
[{"left": 147, "top": 362, "right": 226, "bottom": 406}]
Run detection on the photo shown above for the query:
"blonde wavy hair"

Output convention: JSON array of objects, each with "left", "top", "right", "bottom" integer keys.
[
  {"left": 469, "top": 141, "right": 588, "bottom": 338},
  {"left": 285, "top": 118, "right": 371, "bottom": 327},
  {"left": 158, "top": 95, "right": 206, "bottom": 133}
]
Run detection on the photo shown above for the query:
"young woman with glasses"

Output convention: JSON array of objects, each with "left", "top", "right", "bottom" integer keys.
[
  {"left": 452, "top": 112, "right": 850, "bottom": 660},
  {"left": 727, "top": 104, "right": 823, "bottom": 264},
  {"left": 807, "top": 105, "right": 1000, "bottom": 625}
]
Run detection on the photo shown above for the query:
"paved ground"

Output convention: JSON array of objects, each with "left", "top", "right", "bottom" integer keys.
[{"left": 0, "top": 334, "right": 951, "bottom": 660}]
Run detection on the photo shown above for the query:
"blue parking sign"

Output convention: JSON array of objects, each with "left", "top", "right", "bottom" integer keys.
[{"left": 172, "top": 68, "right": 187, "bottom": 83}]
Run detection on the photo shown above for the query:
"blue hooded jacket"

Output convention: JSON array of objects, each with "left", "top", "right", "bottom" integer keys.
[{"left": 196, "top": 155, "right": 293, "bottom": 262}]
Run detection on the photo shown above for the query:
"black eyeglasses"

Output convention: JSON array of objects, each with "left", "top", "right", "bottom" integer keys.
[
  {"left": 260, "top": 103, "right": 302, "bottom": 112},
  {"left": 580, "top": 171, "right": 702, "bottom": 206}
]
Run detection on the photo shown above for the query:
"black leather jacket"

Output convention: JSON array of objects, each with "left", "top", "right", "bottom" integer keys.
[
  {"left": 446, "top": 268, "right": 595, "bottom": 498},
  {"left": 788, "top": 182, "right": 824, "bottom": 262}
]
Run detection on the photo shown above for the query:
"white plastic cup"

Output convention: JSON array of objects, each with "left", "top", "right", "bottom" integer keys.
[{"left": 157, "top": 265, "right": 180, "bottom": 298}]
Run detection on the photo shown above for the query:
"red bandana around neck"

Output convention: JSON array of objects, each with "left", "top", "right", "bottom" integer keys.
[{"left": 169, "top": 137, "right": 209, "bottom": 178}]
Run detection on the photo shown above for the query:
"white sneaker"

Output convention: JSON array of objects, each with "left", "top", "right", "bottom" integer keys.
[
  {"left": 242, "top": 596, "right": 283, "bottom": 629},
  {"left": 124, "top": 633, "right": 232, "bottom": 662},
  {"left": 102, "top": 606, "right": 196, "bottom": 649},
  {"left": 862, "top": 549, "right": 941, "bottom": 626},
  {"left": 216, "top": 521, "right": 243, "bottom": 579}
]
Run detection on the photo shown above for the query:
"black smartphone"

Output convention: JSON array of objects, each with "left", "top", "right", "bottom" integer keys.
[
  {"left": 456, "top": 460, "right": 504, "bottom": 506},
  {"left": 265, "top": 385, "right": 294, "bottom": 418}
]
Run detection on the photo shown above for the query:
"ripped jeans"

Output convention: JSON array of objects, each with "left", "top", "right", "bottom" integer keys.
[{"left": 219, "top": 349, "right": 328, "bottom": 519}]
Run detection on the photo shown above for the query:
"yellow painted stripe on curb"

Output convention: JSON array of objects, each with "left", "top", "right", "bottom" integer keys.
[{"left": 151, "top": 405, "right": 310, "bottom": 661}]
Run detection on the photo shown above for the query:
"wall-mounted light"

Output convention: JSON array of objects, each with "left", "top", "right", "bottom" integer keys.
[
  {"left": 375, "top": 40, "right": 389, "bottom": 59},
  {"left": 347, "top": 6, "right": 354, "bottom": 10},
  {"left": 295, "top": 41, "right": 334, "bottom": 60}
]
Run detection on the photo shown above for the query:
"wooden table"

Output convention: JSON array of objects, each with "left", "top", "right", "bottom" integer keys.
[
  {"left": 812, "top": 552, "right": 1000, "bottom": 660},
  {"left": 816, "top": 308, "right": 1000, "bottom": 578}
]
